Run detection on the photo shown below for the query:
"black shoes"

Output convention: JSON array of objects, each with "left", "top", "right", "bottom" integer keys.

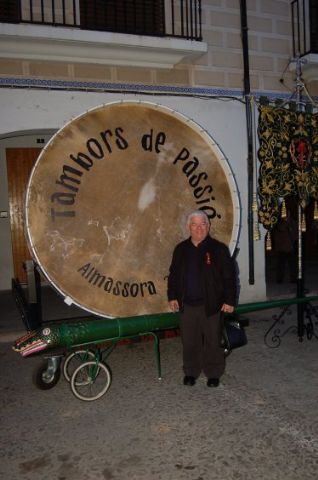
[
  {"left": 183, "top": 375, "right": 196, "bottom": 386},
  {"left": 207, "top": 378, "right": 220, "bottom": 387},
  {"left": 183, "top": 376, "right": 220, "bottom": 387}
]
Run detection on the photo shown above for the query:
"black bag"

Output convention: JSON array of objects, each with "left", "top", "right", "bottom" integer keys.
[{"left": 221, "top": 314, "right": 248, "bottom": 354}]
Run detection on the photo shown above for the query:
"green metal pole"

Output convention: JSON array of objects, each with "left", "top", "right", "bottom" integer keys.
[
  {"left": 14, "top": 296, "right": 318, "bottom": 359},
  {"left": 234, "top": 295, "right": 318, "bottom": 314}
]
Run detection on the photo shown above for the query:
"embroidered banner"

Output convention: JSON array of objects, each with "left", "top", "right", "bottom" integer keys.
[{"left": 258, "top": 105, "right": 318, "bottom": 230}]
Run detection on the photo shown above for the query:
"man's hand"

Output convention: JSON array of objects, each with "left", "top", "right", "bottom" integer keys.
[
  {"left": 169, "top": 300, "right": 179, "bottom": 312},
  {"left": 221, "top": 303, "right": 234, "bottom": 314}
]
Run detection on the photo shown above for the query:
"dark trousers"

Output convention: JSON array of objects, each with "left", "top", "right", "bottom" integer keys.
[{"left": 179, "top": 304, "right": 225, "bottom": 379}]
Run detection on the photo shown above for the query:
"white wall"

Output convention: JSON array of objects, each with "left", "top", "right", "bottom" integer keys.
[{"left": 0, "top": 88, "right": 266, "bottom": 303}]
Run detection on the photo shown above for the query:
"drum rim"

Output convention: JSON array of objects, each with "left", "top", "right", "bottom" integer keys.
[{"left": 25, "top": 100, "right": 241, "bottom": 318}]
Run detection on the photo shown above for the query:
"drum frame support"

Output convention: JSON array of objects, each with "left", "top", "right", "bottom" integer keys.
[
  {"left": 11, "top": 260, "right": 42, "bottom": 331},
  {"left": 12, "top": 261, "right": 171, "bottom": 382},
  {"left": 12, "top": 262, "right": 318, "bottom": 400}
]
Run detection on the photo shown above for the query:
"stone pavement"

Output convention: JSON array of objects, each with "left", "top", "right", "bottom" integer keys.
[{"left": 1, "top": 289, "right": 318, "bottom": 480}]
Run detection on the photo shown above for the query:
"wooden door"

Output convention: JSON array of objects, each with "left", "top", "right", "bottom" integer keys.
[{"left": 6, "top": 148, "right": 41, "bottom": 282}]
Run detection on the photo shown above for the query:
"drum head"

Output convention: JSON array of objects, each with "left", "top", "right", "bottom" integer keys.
[{"left": 26, "top": 101, "right": 240, "bottom": 318}]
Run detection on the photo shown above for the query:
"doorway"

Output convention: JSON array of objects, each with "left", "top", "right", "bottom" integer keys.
[
  {"left": 265, "top": 196, "right": 318, "bottom": 298},
  {"left": 6, "top": 148, "right": 41, "bottom": 283}
]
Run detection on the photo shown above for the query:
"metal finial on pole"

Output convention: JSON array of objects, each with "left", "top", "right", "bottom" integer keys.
[{"left": 294, "top": 55, "right": 307, "bottom": 112}]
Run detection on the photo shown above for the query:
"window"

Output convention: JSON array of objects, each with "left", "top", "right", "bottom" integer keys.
[
  {"left": 0, "top": 0, "right": 20, "bottom": 22},
  {"left": 79, "top": 0, "right": 165, "bottom": 36}
]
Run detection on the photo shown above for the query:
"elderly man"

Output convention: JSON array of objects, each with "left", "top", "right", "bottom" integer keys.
[{"left": 167, "top": 210, "right": 237, "bottom": 387}]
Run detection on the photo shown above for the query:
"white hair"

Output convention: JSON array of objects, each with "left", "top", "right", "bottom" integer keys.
[{"left": 186, "top": 210, "right": 210, "bottom": 227}]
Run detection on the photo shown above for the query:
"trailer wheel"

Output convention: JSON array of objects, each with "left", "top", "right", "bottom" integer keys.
[
  {"left": 70, "top": 361, "right": 111, "bottom": 401},
  {"left": 63, "top": 349, "right": 95, "bottom": 383},
  {"left": 33, "top": 361, "right": 61, "bottom": 390}
]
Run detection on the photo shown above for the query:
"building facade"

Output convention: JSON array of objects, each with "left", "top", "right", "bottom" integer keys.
[{"left": 0, "top": 0, "right": 317, "bottom": 306}]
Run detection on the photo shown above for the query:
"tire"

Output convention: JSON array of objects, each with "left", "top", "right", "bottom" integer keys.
[
  {"left": 70, "top": 361, "right": 111, "bottom": 401},
  {"left": 33, "top": 361, "right": 61, "bottom": 390},
  {"left": 63, "top": 349, "right": 95, "bottom": 383}
]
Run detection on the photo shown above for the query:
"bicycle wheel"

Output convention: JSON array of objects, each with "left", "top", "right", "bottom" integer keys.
[
  {"left": 70, "top": 361, "right": 111, "bottom": 401},
  {"left": 63, "top": 349, "right": 95, "bottom": 383}
]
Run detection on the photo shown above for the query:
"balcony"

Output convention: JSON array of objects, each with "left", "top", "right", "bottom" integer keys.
[
  {"left": 291, "top": 0, "right": 318, "bottom": 82},
  {"left": 0, "top": 1, "right": 207, "bottom": 69}
]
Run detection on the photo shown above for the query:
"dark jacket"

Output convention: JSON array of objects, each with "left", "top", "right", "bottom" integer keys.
[{"left": 167, "top": 235, "right": 237, "bottom": 316}]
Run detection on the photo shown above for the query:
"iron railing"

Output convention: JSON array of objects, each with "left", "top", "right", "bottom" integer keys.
[
  {"left": 0, "top": 0, "right": 202, "bottom": 41},
  {"left": 291, "top": 0, "right": 318, "bottom": 56}
]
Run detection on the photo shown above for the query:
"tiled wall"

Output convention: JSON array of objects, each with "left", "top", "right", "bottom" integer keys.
[
  {"left": 0, "top": 0, "right": 317, "bottom": 95},
  {"left": 196, "top": 0, "right": 295, "bottom": 93}
]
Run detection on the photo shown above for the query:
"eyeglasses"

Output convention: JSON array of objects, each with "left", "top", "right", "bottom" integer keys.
[{"left": 190, "top": 223, "right": 208, "bottom": 228}]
